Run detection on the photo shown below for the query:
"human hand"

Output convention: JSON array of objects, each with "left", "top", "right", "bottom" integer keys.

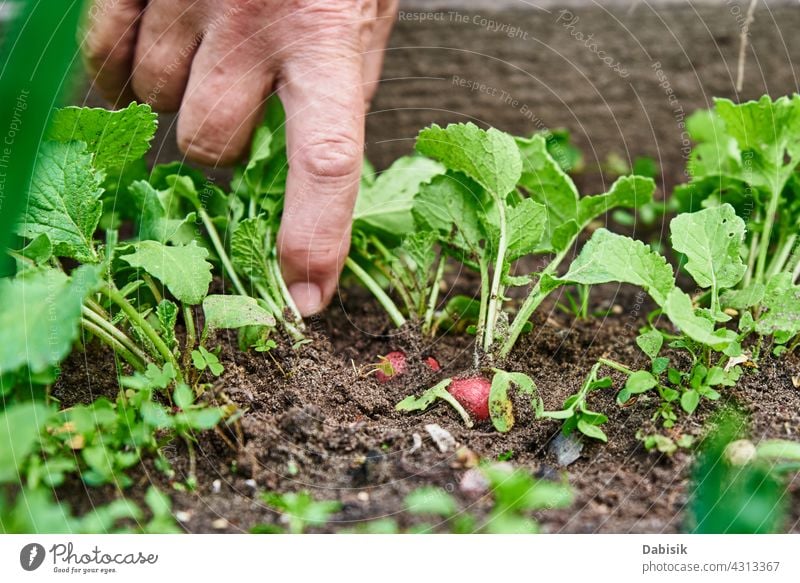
[{"left": 82, "top": 0, "right": 398, "bottom": 315}]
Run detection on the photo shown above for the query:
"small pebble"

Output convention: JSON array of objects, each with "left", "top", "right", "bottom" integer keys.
[
  {"left": 244, "top": 479, "right": 258, "bottom": 491},
  {"left": 357, "top": 491, "right": 370, "bottom": 502},
  {"left": 549, "top": 432, "right": 583, "bottom": 467},
  {"left": 408, "top": 432, "right": 423, "bottom": 454},
  {"left": 212, "top": 479, "right": 221, "bottom": 494},
  {"left": 211, "top": 518, "right": 229, "bottom": 530},
  {"left": 425, "top": 423, "right": 457, "bottom": 453},
  {"left": 459, "top": 468, "right": 489, "bottom": 498},
  {"left": 175, "top": 510, "right": 192, "bottom": 523},
  {"left": 725, "top": 439, "right": 757, "bottom": 466}
]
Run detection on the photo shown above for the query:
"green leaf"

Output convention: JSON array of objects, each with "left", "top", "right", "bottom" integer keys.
[
  {"left": 15, "top": 141, "right": 104, "bottom": 262},
  {"left": 636, "top": 330, "right": 663, "bottom": 359},
  {"left": 49, "top": 103, "right": 158, "bottom": 174},
  {"left": 121, "top": 241, "right": 212, "bottom": 304},
  {"left": 156, "top": 300, "right": 179, "bottom": 350},
  {"left": 416, "top": 123, "right": 522, "bottom": 198},
  {"left": 241, "top": 96, "right": 288, "bottom": 197},
  {"left": 681, "top": 389, "right": 701, "bottom": 414},
  {"left": 577, "top": 418, "right": 608, "bottom": 442},
  {"left": 202, "top": 294, "right": 276, "bottom": 331},
  {"left": 488, "top": 370, "right": 537, "bottom": 433},
  {"left": 505, "top": 198, "right": 547, "bottom": 262},
  {"left": 405, "top": 487, "right": 458, "bottom": 517},
  {"left": 755, "top": 272, "right": 800, "bottom": 338},
  {"left": 0, "top": 266, "right": 99, "bottom": 375},
  {"left": 516, "top": 134, "right": 579, "bottom": 252},
  {"left": 670, "top": 204, "right": 746, "bottom": 314},
  {"left": 183, "top": 408, "right": 223, "bottom": 430},
  {"left": 129, "top": 180, "right": 197, "bottom": 244},
  {"left": 173, "top": 384, "right": 194, "bottom": 410},
  {"left": 0, "top": 402, "right": 52, "bottom": 483},
  {"left": 714, "top": 95, "right": 800, "bottom": 181},
  {"left": 353, "top": 156, "right": 443, "bottom": 236},
  {"left": 578, "top": 175, "right": 656, "bottom": 225},
  {"left": 663, "top": 288, "right": 737, "bottom": 350},
  {"left": 560, "top": 229, "right": 675, "bottom": 305},
  {"left": 625, "top": 370, "right": 658, "bottom": 394},
  {"left": 413, "top": 172, "right": 489, "bottom": 264},
  {"left": 721, "top": 282, "right": 765, "bottom": 310},
  {"left": 231, "top": 216, "right": 271, "bottom": 285}
]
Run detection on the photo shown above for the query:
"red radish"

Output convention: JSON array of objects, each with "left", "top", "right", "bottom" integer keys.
[
  {"left": 447, "top": 376, "right": 491, "bottom": 421},
  {"left": 425, "top": 356, "right": 441, "bottom": 372},
  {"left": 375, "top": 351, "right": 407, "bottom": 383}
]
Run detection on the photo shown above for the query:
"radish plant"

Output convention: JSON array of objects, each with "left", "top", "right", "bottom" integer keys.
[{"left": 395, "top": 122, "right": 654, "bottom": 430}]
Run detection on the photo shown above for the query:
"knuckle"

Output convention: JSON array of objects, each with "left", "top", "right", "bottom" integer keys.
[{"left": 296, "top": 133, "right": 362, "bottom": 180}]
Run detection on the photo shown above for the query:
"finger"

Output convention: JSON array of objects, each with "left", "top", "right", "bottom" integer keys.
[
  {"left": 176, "top": 25, "right": 275, "bottom": 165},
  {"left": 277, "top": 51, "right": 365, "bottom": 316},
  {"left": 81, "top": 0, "right": 144, "bottom": 106},
  {"left": 362, "top": 0, "right": 398, "bottom": 108},
  {"left": 130, "top": 0, "right": 203, "bottom": 112}
]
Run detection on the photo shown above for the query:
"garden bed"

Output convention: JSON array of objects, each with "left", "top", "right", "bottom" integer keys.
[{"left": 54, "top": 280, "right": 800, "bottom": 533}]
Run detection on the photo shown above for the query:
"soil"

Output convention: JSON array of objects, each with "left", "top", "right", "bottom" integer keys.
[{"left": 52, "top": 276, "right": 800, "bottom": 534}]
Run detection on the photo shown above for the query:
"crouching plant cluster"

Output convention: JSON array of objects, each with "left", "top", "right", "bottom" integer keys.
[
  {"left": 350, "top": 95, "right": 800, "bottom": 440},
  {"left": 2, "top": 89, "right": 799, "bottom": 533}
]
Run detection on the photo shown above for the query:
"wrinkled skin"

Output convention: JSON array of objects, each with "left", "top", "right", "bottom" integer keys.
[{"left": 82, "top": 0, "right": 399, "bottom": 315}]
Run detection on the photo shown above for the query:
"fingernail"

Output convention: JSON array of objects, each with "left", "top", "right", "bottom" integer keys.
[{"left": 288, "top": 281, "right": 323, "bottom": 317}]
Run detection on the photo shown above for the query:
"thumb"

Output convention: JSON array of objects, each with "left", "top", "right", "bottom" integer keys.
[{"left": 276, "top": 53, "right": 365, "bottom": 316}]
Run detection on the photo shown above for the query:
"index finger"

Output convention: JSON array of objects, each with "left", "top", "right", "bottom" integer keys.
[{"left": 276, "top": 50, "right": 365, "bottom": 316}]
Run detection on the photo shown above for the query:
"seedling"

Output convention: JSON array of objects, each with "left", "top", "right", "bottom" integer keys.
[
  {"left": 537, "top": 361, "right": 611, "bottom": 442},
  {"left": 255, "top": 491, "right": 341, "bottom": 534}
]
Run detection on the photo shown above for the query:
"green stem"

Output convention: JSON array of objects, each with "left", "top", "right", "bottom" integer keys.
[
  {"left": 82, "top": 306, "right": 152, "bottom": 366},
  {"left": 101, "top": 285, "right": 182, "bottom": 379},
  {"left": 483, "top": 202, "right": 508, "bottom": 354},
  {"left": 767, "top": 233, "right": 797, "bottom": 277},
  {"left": 268, "top": 257, "right": 305, "bottom": 328},
  {"left": 598, "top": 357, "right": 634, "bottom": 375},
  {"left": 345, "top": 257, "right": 406, "bottom": 328},
  {"left": 255, "top": 282, "right": 304, "bottom": 341},
  {"left": 755, "top": 177, "right": 787, "bottom": 284},
  {"left": 476, "top": 257, "right": 489, "bottom": 345},
  {"left": 436, "top": 386, "right": 474, "bottom": 428},
  {"left": 182, "top": 303, "right": 196, "bottom": 370},
  {"left": 80, "top": 319, "right": 146, "bottom": 372},
  {"left": 743, "top": 215, "right": 760, "bottom": 288},
  {"left": 142, "top": 273, "right": 163, "bottom": 304},
  {"left": 422, "top": 254, "right": 446, "bottom": 336},
  {"left": 197, "top": 207, "right": 248, "bottom": 297},
  {"left": 500, "top": 245, "right": 571, "bottom": 359},
  {"left": 579, "top": 284, "right": 590, "bottom": 320}
]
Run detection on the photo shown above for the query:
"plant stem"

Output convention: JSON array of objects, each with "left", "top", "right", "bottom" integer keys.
[
  {"left": 268, "top": 256, "right": 304, "bottom": 328},
  {"left": 598, "top": 357, "right": 634, "bottom": 375},
  {"left": 80, "top": 318, "right": 146, "bottom": 371},
  {"left": 483, "top": 202, "right": 508, "bottom": 355},
  {"left": 422, "top": 254, "right": 445, "bottom": 336},
  {"left": 767, "top": 233, "right": 797, "bottom": 277},
  {"left": 476, "top": 258, "right": 489, "bottom": 345},
  {"left": 197, "top": 207, "right": 248, "bottom": 297},
  {"left": 182, "top": 303, "right": 196, "bottom": 370},
  {"left": 254, "top": 282, "right": 305, "bottom": 341},
  {"left": 345, "top": 257, "right": 406, "bottom": 328},
  {"left": 101, "top": 285, "right": 182, "bottom": 379},
  {"left": 755, "top": 176, "right": 787, "bottom": 284},
  {"left": 436, "top": 387, "right": 474, "bottom": 428},
  {"left": 82, "top": 305, "right": 152, "bottom": 366},
  {"left": 500, "top": 245, "right": 571, "bottom": 359},
  {"left": 142, "top": 273, "right": 163, "bottom": 304}
]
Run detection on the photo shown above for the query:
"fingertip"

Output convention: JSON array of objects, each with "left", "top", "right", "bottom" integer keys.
[{"left": 288, "top": 281, "right": 324, "bottom": 317}]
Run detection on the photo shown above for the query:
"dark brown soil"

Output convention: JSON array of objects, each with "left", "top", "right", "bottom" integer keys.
[{"left": 52, "top": 276, "right": 800, "bottom": 534}]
